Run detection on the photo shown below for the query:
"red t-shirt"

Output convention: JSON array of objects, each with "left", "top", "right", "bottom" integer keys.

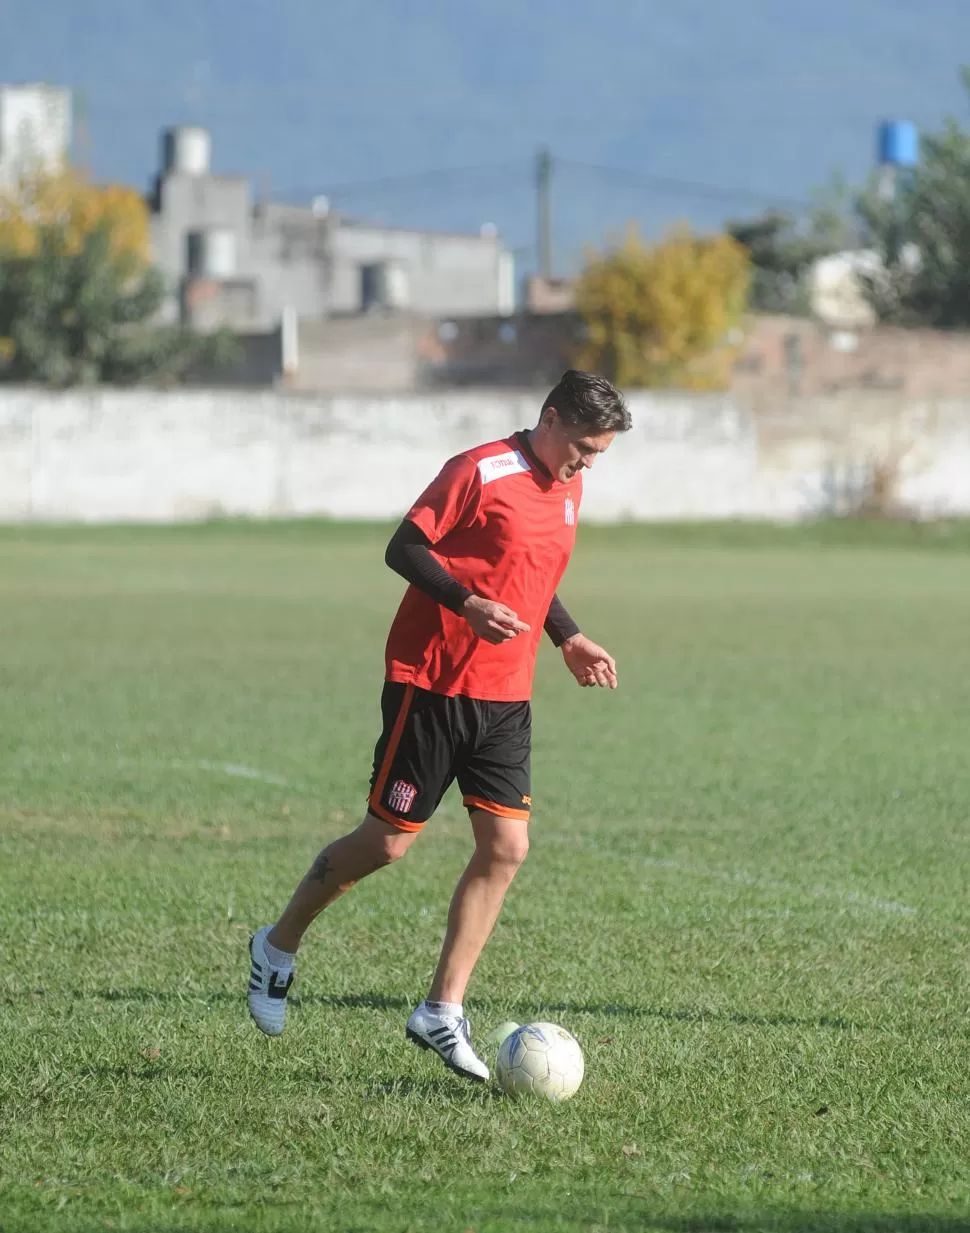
[{"left": 384, "top": 433, "right": 582, "bottom": 701}]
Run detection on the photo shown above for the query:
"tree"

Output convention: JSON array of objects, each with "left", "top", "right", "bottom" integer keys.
[
  {"left": 574, "top": 224, "right": 750, "bottom": 389},
  {"left": 857, "top": 70, "right": 970, "bottom": 328},
  {"left": 0, "top": 168, "right": 150, "bottom": 261},
  {"left": 727, "top": 179, "right": 856, "bottom": 315},
  {"left": 0, "top": 169, "right": 235, "bottom": 385}
]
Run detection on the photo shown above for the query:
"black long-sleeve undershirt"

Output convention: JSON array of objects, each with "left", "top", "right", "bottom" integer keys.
[
  {"left": 543, "top": 593, "right": 581, "bottom": 648},
  {"left": 384, "top": 519, "right": 581, "bottom": 647},
  {"left": 384, "top": 519, "right": 472, "bottom": 614}
]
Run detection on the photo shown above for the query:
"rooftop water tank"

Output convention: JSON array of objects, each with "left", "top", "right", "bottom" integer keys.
[
  {"left": 878, "top": 121, "right": 918, "bottom": 168},
  {"left": 163, "top": 126, "right": 211, "bottom": 176}
]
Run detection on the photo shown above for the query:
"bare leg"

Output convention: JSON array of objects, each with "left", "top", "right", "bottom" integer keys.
[
  {"left": 428, "top": 811, "right": 529, "bottom": 1005},
  {"left": 269, "top": 813, "right": 419, "bottom": 954}
]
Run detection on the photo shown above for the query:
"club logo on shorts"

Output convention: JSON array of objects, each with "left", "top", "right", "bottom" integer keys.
[
  {"left": 387, "top": 779, "right": 418, "bottom": 814},
  {"left": 564, "top": 496, "right": 575, "bottom": 526}
]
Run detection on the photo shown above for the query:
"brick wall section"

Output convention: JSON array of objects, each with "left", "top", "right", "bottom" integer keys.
[
  {"left": 292, "top": 316, "right": 426, "bottom": 392},
  {"left": 422, "top": 311, "right": 970, "bottom": 399},
  {"left": 734, "top": 315, "right": 970, "bottom": 401},
  {"left": 421, "top": 313, "right": 585, "bottom": 387},
  {"left": 173, "top": 308, "right": 970, "bottom": 398}
]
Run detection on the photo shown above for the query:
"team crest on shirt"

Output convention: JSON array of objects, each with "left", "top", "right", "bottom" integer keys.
[
  {"left": 388, "top": 779, "right": 418, "bottom": 814},
  {"left": 564, "top": 496, "right": 576, "bottom": 526}
]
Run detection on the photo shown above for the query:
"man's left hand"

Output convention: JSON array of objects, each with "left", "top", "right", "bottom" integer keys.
[{"left": 561, "top": 634, "right": 618, "bottom": 690}]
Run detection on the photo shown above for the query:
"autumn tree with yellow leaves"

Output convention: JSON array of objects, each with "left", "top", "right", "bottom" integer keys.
[
  {"left": 575, "top": 225, "right": 751, "bottom": 390},
  {"left": 0, "top": 169, "right": 234, "bottom": 385},
  {"left": 0, "top": 168, "right": 151, "bottom": 260}
]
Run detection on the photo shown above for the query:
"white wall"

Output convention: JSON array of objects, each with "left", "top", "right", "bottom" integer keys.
[
  {"left": 0, "top": 85, "right": 71, "bottom": 188},
  {"left": 329, "top": 225, "right": 511, "bottom": 316},
  {"left": 2, "top": 388, "right": 970, "bottom": 523}
]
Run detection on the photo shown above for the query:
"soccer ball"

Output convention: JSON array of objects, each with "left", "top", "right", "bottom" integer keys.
[{"left": 495, "top": 1021, "right": 585, "bottom": 1101}]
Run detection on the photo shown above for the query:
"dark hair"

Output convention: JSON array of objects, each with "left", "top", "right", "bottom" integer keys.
[{"left": 541, "top": 370, "right": 631, "bottom": 433}]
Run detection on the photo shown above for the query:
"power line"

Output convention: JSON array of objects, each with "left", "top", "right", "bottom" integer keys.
[
  {"left": 558, "top": 159, "right": 820, "bottom": 212},
  {"left": 277, "top": 159, "right": 530, "bottom": 204},
  {"left": 278, "top": 155, "right": 826, "bottom": 221}
]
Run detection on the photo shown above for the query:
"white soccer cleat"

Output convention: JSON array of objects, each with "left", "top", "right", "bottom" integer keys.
[
  {"left": 247, "top": 925, "right": 294, "bottom": 1037},
  {"left": 406, "top": 1002, "right": 490, "bottom": 1083}
]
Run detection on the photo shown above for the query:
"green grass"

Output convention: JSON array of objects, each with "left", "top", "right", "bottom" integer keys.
[{"left": 1, "top": 520, "right": 970, "bottom": 1233}]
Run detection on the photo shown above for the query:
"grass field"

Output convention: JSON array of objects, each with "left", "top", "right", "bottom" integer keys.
[{"left": 2, "top": 520, "right": 970, "bottom": 1233}]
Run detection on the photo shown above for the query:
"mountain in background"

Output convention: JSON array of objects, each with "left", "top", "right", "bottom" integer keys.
[{"left": 2, "top": 0, "right": 969, "bottom": 275}]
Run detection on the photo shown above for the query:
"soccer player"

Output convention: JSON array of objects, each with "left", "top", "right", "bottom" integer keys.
[{"left": 247, "top": 370, "right": 631, "bottom": 1081}]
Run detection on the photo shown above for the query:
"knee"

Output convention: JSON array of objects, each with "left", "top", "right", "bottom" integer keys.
[
  {"left": 358, "top": 813, "right": 418, "bottom": 869},
  {"left": 370, "top": 829, "right": 413, "bottom": 868},
  {"left": 481, "top": 826, "right": 530, "bottom": 871}
]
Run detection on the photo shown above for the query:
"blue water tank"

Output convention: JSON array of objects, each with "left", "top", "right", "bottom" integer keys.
[{"left": 878, "top": 121, "right": 919, "bottom": 168}]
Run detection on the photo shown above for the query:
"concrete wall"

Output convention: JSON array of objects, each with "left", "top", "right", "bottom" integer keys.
[
  {"left": 0, "top": 84, "right": 71, "bottom": 189},
  {"left": 249, "top": 204, "right": 332, "bottom": 324},
  {"left": 427, "top": 313, "right": 970, "bottom": 402},
  {"left": 293, "top": 318, "right": 426, "bottom": 393},
  {"left": 149, "top": 149, "right": 513, "bottom": 328},
  {"left": 150, "top": 177, "right": 335, "bottom": 330},
  {"left": 182, "top": 330, "right": 284, "bottom": 388},
  {"left": 2, "top": 388, "right": 970, "bottom": 524},
  {"left": 329, "top": 224, "right": 512, "bottom": 316}
]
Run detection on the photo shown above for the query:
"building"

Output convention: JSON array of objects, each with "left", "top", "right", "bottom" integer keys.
[
  {"left": 0, "top": 84, "right": 72, "bottom": 188},
  {"left": 149, "top": 126, "right": 515, "bottom": 330},
  {"left": 809, "top": 251, "right": 880, "bottom": 330},
  {"left": 524, "top": 275, "right": 577, "bottom": 315}
]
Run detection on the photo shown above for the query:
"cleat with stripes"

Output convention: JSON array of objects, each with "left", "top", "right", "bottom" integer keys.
[
  {"left": 406, "top": 1001, "right": 489, "bottom": 1082},
  {"left": 247, "top": 924, "right": 294, "bottom": 1037}
]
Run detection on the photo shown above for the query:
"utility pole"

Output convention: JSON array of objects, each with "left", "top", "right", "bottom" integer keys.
[
  {"left": 536, "top": 146, "right": 553, "bottom": 278},
  {"left": 73, "top": 88, "right": 92, "bottom": 176}
]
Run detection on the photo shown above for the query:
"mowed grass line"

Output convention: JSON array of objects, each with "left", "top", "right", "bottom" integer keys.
[{"left": 1, "top": 521, "right": 969, "bottom": 1233}]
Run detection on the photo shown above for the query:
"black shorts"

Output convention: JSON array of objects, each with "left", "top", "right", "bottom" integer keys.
[{"left": 368, "top": 683, "right": 532, "bottom": 831}]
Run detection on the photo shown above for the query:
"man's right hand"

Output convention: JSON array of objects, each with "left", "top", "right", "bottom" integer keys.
[{"left": 461, "top": 595, "right": 531, "bottom": 644}]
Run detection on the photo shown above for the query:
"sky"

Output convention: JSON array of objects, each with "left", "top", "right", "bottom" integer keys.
[{"left": 2, "top": 0, "right": 969, "bottom": 274}]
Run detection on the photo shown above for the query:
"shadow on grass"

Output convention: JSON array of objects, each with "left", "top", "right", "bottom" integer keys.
[
  {"left": 417, "top": 1212, "right": 970, "bottom": 1233},
  {"left": 63, "top": 1065, "right": 501, "bottom": 1104},
  {"left": 86, "top": 987, "right": 411, "bottom": 1013},
  {"left": 23, "top": 986, "right": 864, "bottom": 1034},
  {"left": 67, "top": 1060, "right": 498, "bottom": 1104},
  {"left": 62, "top": 1223, "right": 970, "bottom": 1233},
  {"left": 655, "top": 1217, "right": 970, "bottom": 1233},
  {"left": 28, "top": 1204, "right": 969, "bottom": 1233},
  {"left": 529, "top": 999, "right": 858, "bottom": 1034}
]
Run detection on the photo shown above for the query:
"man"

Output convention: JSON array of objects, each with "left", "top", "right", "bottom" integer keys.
[{"left": 247, "top": 369, "right": 631, "bottom": 1082}]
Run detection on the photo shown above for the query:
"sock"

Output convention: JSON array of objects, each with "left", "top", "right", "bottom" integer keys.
[
  {"left": 264, "top": 937, "right": 295, "bottom": 969},
  {"left": 426, "top": 1000, "right": 463, "bottom": 1017}
]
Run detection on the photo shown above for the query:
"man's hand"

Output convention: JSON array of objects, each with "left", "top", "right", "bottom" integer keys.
[
  {"left": 561, "top": 633, "right": 618, "bottom": 689},
  {"left": 462, "top": 595, "right": 531, "bottom": 645}
]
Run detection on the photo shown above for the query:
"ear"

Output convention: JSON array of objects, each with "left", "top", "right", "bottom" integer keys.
[{"left": 540, "top": 405, "right": 559, "bottom": 430}]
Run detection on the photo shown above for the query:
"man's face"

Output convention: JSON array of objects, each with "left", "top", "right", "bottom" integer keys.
[{"left": 543, "top": 408, "right": 616, "bottom": 482}]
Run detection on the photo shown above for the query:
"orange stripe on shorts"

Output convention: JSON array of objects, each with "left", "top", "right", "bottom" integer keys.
[
  {"left": 369, "top": 798, "right": 425, "bottom": 833},
  {"left": 463, "top": 795, "right": 531, "bottom": 822},
  {"left": 368, "top": 683, "right": 416, "bottom": 816}
]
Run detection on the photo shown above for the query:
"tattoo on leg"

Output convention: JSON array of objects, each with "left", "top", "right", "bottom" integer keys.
[{"left": 309, "top": 852, "right": 333, "bottom": 884}]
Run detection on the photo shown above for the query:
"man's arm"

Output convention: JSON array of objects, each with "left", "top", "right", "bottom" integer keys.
[
  {"left": 543, "top": 594, "right": 581, "bottom": 647},
  {"left": 385, "top": 518, "right": 471, "bottom": 613},
  {"left": 545, "top": 596, "right": 618, "bottom": 689},
  {"left": 385, "top": 520, "right": 530, "bottom": 644}
]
